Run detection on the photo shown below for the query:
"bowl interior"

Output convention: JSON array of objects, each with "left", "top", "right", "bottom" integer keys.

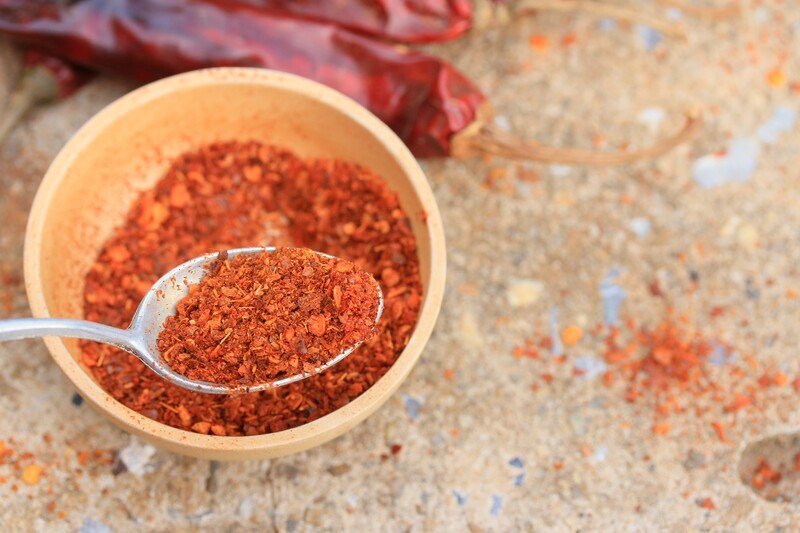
[{"left": 26, "top": 69, "right": 442, "bottom": 459}]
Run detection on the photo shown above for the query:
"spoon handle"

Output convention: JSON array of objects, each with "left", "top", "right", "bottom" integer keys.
[{"left": 0, "top": 318, "right": 134, "bottom": 350}]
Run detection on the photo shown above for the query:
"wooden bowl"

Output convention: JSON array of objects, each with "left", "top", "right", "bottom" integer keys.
[{"left": 24, "top": 68, "right": 445, "bottom": 460}]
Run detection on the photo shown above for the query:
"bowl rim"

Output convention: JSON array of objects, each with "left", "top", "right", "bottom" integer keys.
[{"left": 23, "top": 67, "right": 446, "bottom": 458}]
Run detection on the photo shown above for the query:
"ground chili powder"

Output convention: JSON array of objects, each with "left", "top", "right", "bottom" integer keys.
[
  {"left": 156, "top": 248, "right": 381, "bottom": 387},
  {"left": 80, "top": 141, "right": 422, "bottom": 436}
]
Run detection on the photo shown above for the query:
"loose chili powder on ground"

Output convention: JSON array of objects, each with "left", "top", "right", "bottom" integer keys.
[
  {"left": 80, "top": 141, "right": 422, "bottom": 436},
  {"left": 157, "top": 248, "right": 381, "bottom": 386}
]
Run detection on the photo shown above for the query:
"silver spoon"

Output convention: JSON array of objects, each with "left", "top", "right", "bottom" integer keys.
[{"left": 0, "top": 246, "right": 384, "bottom": 394}]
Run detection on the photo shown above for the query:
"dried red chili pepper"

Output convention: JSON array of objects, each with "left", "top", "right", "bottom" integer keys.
[
  {"left": 81, "top": 140, "right": 422, "bottom": 436},
  {"left": 0, "top": 49, "right": 92, "bottom": 144},
  {"left": 0, "top": 0, "right": 699, "bottom": 164},
  {"left": 157, "top": 248, "right": 381, "bottom": 387},
  {"left": 237, "top": 0, "right": 472, "bottom": 43},
  {"left": 0, "top": 0, "right": 481, "bottom": 157}
]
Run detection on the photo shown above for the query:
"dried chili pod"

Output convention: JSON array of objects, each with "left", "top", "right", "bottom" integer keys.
[
  {"left": 0, "top": 49, "right": 92, "bottom": 144},
  {"left": 235, "top": 0, "right": 472, "bottom": 43},
  {"left": 0, "top": 0, "right": 483, "bottom": 157},
  {"left": 0, "top": 0, "right": 699, "bottom": 163}
]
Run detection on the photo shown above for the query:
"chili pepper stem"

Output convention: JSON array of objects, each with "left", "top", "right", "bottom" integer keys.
[
  {"left": 452, "top": 109, "right": 702, "bottom": 166},
  {"left": 516, "top": 0, "right": 687, "bottom": 40},
  {"left": 0, "top": 65, "right": 60, "bottom": 145}
]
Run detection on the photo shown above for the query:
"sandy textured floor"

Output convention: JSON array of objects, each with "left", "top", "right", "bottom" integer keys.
[{"left": 1, "top": 2, "right": 800, "bottom": 531}]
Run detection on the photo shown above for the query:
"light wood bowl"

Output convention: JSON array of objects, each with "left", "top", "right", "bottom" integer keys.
[{"left": 24, "top": 68, "right": 446, "bottom": 460}]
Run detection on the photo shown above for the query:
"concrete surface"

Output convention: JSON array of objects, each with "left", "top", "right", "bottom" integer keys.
[{"left": 1, "top": 2, "right": 800, "bottom": 530}]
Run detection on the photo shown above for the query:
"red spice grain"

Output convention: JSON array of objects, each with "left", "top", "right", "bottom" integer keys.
[
  {"left": 751, "top": 457, "right": 782, "bottom": 489},
  {"left": 698, "top": 497, "right": 716, "bottom": 510},
  {"left": 710, "top": 421, "right": 728, "bottom": 443},
  {"left": 80, "top": 141, "right": 422, "bottom": 436},
  {"left": 157, "top": 248, "right": 380, "bottom": 386},
  {"left": 652, "top": 422, "right": 671, "bottom": 435}
]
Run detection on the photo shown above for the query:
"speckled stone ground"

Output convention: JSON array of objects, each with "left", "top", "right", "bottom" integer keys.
[{"left": 1, "top": 2, "right": 800, "bottom": 531}]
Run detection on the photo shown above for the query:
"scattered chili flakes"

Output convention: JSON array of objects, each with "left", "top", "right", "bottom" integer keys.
[
  {"left": 518, "top": 302, "right": 799, "bottom": 454},
  {"left": 652, "top": 422, "right": 671, "bottom": 435},
  {"left": 561, "top": 325, "right": 583, "bottom": 347},
  {"left": 443, "top": 368, "right": 455, "bottom": 380},
  {"left": 390, "top": 443, "right": 402, "bottom": 456},
  {"left": 528, "top": 34, "right": 549, "bottom": 51},
  {"left": 766, "top": 68, "right": 787, "bottom": 88},
  {"left": 710, "top": 421, "right": 727, "bottom": 443},
  {"left": 21, "top": 464, "right": 43, "bottom": 485},
  {"left": 76, "top": 451, "right": 90, "bottom": 467},
  {"left": 698, "top": 497, "right": 716, "bottom": 510},
  {"left": 725, "top": 393, "right": 752, "bottom": 412},
  {"left": 751, "top": 457, "right": 782, "bottom": 489},
  {"left": 513, "top": 344, "right": 540, "bottom": 360},
  {"left": 80, "top": 141, "right": 422, "bottom": 435}
]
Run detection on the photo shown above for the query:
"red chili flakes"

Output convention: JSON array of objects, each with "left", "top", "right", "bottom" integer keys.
[
  {"left": 652, "top": 422, "right": 671, "bottom": 436},
  {"left": 698, "top": 497, "right": 716, "bottom": 510},
  {"left": 648, "top": 280, "right": 664, "bottom": 297},
  {"left": 76, "top": 451, "right": 90, "bottom": 467},
  {"left": 513, "top": 345, "right": 541, "bottom": 360},
  {"left": 767, "top": 68, "right": 787, "bottom": 88},
  {"left": 528, "top": 34, "right": 549, "bottom": 51},
  {"left": 710, "top": 421, "right": 727, "bottom": 443},
  {"left": 390, "top": 443, "right": 402, "bottom": 456},
  {"left": 561, "top": 325, "right": 583, "bottom": 346},
  {"left": 625, "top": 321, "right": 713, "bottom": 396},
  {"left": 751, "top": 457, "right": 782, "bottom": 489},
  {"left": 157, "top": 248, "right": 380, "bottom": 386},
  {"left": 724, "top": 394, "right": 752, "bottom": 412},
  {"left": 539, "top": 336, "right": 553, "bottom": 351},
  {"left": 80, "top": 141, "right": 422, "bottom": 435}
]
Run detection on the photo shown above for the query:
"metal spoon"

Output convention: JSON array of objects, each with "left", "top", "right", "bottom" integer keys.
[{"left": 0, "top": 247, "right": 383, "bottom": 394}]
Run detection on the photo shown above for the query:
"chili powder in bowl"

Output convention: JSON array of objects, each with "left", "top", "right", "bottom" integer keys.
[{"left": 24, "top": 68, "right": 445, "bottom": 460}]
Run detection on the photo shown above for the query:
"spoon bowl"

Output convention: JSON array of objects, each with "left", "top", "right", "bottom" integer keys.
[{"left": 0, "top": 246, "right": 384, "bottom": 394}]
